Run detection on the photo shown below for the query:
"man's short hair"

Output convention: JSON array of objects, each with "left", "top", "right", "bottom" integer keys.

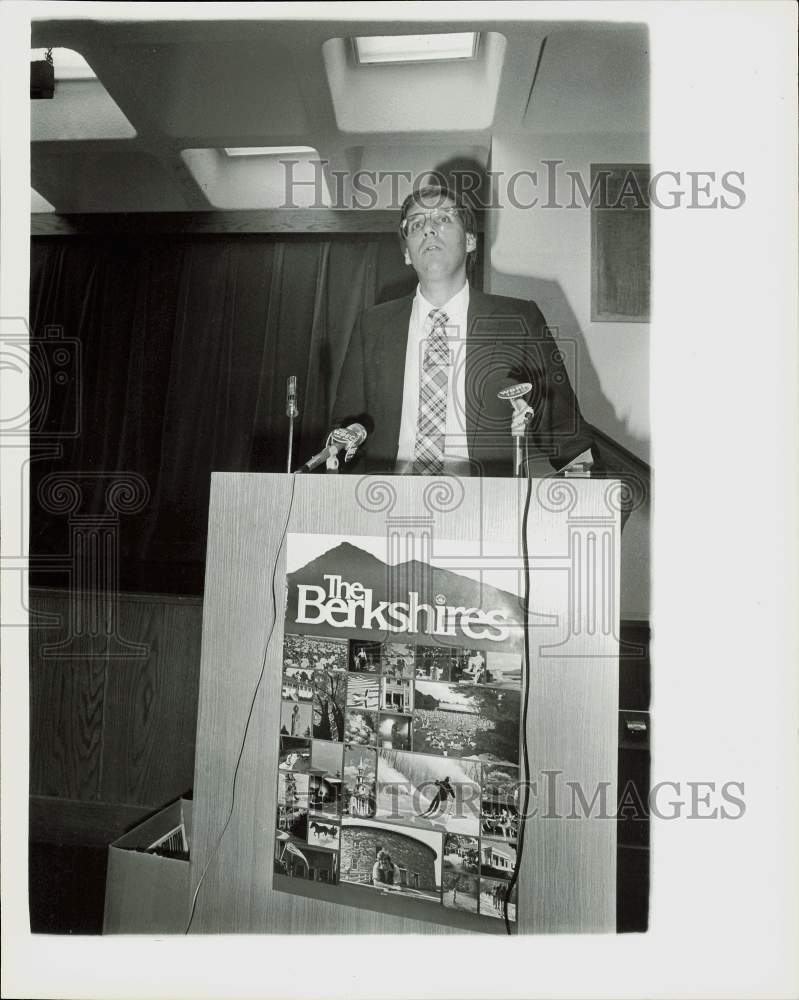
[{"left": 399, "top": 182, "right": 479, "bottom": 274}]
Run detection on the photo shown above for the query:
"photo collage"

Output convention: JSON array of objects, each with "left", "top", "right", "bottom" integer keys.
[{"left": 273, "top": 633, "right": 523, "bottom": 925}]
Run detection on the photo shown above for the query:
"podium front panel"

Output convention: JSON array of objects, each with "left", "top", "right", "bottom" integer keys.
[{"left": 189, "top": 473, "right": 620, "bottom": 934}]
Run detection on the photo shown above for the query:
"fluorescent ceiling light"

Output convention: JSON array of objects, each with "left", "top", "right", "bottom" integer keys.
[
  {"left": 354, "top": 33, "right": 478, "bottom": 65},
  {"left": 223, "top": 146, "right": 317, "bottom": 157},
  {"left": 31, "top": 47, "right": 96, "bottom": 80}
]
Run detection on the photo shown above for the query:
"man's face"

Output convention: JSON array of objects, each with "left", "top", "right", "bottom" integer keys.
[{"left": 402, "top": 193, "right": 476, "bottom": 283}]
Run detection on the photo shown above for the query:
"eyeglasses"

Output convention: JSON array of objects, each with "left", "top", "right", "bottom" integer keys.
[{"left": 400, "top": 208, "right": 462, "bottom": 238}]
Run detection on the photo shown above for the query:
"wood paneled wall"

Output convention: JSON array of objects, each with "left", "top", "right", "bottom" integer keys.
[{"left": 29, "top": 588, "right": 203, "bottom": 845}]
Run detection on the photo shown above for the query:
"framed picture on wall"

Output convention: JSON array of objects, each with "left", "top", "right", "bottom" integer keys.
[{"left": 591, "top": 163, "right": 650, "bottom": 322}]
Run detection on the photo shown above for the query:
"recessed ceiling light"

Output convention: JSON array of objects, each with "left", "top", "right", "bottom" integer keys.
[
  {"left": 31, "top": 47, "right": 96, "bottom": 80},
  {"left": 223, "top": 146, "right": 318, "bottom": 158},
  {"left": 354, "top": 33, "right": 478, "bottom": 65}
]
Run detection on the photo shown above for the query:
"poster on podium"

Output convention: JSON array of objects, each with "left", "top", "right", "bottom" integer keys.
[{"left": 272, "top": 532, "right": 527, "bottom": 930}]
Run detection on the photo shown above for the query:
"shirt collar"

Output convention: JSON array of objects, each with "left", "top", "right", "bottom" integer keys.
[{"left": 414, "top": 280, "right": 470, "bottom": 325}]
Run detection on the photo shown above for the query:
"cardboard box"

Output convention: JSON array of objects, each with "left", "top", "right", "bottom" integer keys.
[{"left": 103, "top": 798, "right": 192, "bottom": 934}]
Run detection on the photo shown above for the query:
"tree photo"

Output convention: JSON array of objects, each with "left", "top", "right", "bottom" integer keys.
[{"left": 313, "top": 667, "right": 347, "bottom": 741}]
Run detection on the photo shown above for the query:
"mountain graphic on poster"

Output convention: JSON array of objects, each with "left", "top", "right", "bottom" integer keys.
[{"left": 285, "top": 541, "right": 525, "bottom": 653}]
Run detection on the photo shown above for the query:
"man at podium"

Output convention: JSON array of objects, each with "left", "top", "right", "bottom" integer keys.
[{"left": 331, "top": 181, "right": 598, "bottom": 478}]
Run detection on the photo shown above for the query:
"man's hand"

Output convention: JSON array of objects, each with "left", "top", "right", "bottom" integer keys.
[{"left": 511, "top": 404, "right": 534, "bottom": 437}]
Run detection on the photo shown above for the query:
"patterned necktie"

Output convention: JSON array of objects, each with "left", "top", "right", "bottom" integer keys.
[{"left": 413, "top": 308, "right": 450, "bottom": 475}]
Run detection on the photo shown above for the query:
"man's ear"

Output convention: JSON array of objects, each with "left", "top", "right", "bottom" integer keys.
[{"left": 466, "top": 233, "right": 477, "bottom": 253}]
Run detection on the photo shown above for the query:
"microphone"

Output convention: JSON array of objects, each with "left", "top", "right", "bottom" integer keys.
[
  {"left": 497, "top": 381, "right": 534, "bottom": 430},
  {"left": 330, "top": 423, "right": 368, "bottom": 463},
  {"left": 497, "top": 382, "right": 534, "bottom": 477},
  {"left": 285, "top": 376, "right": 299, "bottom": 473},
  {"left": 297, "top": 422, "right": 368, "bottom": 473},
  {"left": 286, "top": 376, "right": 298, "bottom": 418}
]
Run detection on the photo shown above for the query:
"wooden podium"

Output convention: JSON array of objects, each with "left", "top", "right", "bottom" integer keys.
[{"left": 188, "top": 473, "right": 621, "bottom": 934}]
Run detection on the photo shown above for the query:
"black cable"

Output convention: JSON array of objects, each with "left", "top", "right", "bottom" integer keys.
[
  {"left": 503, "top": 440, "right": 534, "bottom": 934},
  {"left": 185, "top": 473, "right": 298, "bottom": 933}
]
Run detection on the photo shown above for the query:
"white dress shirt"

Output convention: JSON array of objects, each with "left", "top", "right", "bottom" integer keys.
[{"left": 395, "top": 282, "right": 471, "bottom": 475}]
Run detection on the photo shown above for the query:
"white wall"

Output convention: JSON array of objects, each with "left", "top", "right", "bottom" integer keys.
[
  {"left": 487, "top": 131, "right": 650, "bottom": 463},
  {"left": 487, "top": 131, "right": 651, "bottom": 619}
]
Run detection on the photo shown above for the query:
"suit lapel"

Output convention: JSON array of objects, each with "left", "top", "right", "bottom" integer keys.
[
  {"left": 372, "top": 296, "right": 413, "bottom": 467},
  {"left": 465, "top": 289, "right": 502, "bottom": 452}
]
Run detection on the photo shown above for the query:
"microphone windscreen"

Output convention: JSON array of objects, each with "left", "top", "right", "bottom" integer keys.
[
  {"left": 497, "top": 381, "right": 533, "bottom": 401},
  {"left": 331, "top": 421, "right": 369, "bottom": 448}
]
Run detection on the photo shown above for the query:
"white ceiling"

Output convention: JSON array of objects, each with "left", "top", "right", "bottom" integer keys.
[{"left": 30, "top": 17, "right": 649, "bottom": 213}]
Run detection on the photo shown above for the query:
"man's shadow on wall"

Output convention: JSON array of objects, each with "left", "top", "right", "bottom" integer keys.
[
  {"left": 488, "top": 271, "right": 649, "bottom": 464},
  {"left": 432, "top": 154, "right": 649, "bottom": 463}
]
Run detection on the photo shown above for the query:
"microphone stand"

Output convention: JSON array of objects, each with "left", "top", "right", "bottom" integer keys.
[
  {"left": 325, "top": 434, "right": 339, "bottom": 473},
  {"left": 513, "top": 427, "right": 524, "bottom": 478},
  {"left": 510, "top": 405, "right": 533, "bottom": 478}
]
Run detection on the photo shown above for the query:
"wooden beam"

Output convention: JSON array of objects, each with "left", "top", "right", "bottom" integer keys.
[
  {"left": 31, "top": 210, "right": 406, "bottom": 237},
  {"left": 31, "top": 208, "right": 486, "bottom": 237}
]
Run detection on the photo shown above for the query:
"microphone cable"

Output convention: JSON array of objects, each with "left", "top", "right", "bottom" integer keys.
[
  {"left": 503, "top": 427, "right": 533, "bottom": 934},
  {"left": 185, "top": 472, "right": 298, "bottom": 933}
]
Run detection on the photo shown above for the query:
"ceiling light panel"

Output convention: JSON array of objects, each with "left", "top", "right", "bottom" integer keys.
[
  {"left": 223, "top": 146, "right": 317, "bottom": 157},
  {"left": 354, "top": 33, "right": 478, "bottom": 65},
  {"left": 182, "top": 147, "right": 331, "bottom": 208},
  {"left": 324, "top": 32, "right": 505, "bottom": 133}
]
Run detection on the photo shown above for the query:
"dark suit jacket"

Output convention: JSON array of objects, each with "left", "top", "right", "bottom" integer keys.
[{"left": 331, "top": 287, "right": 598, "bottom": 476}]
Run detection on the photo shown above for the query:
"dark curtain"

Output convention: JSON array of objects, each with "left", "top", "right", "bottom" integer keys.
[{"left": 29, "top": 231, "right": 461, "bottom": 594}]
